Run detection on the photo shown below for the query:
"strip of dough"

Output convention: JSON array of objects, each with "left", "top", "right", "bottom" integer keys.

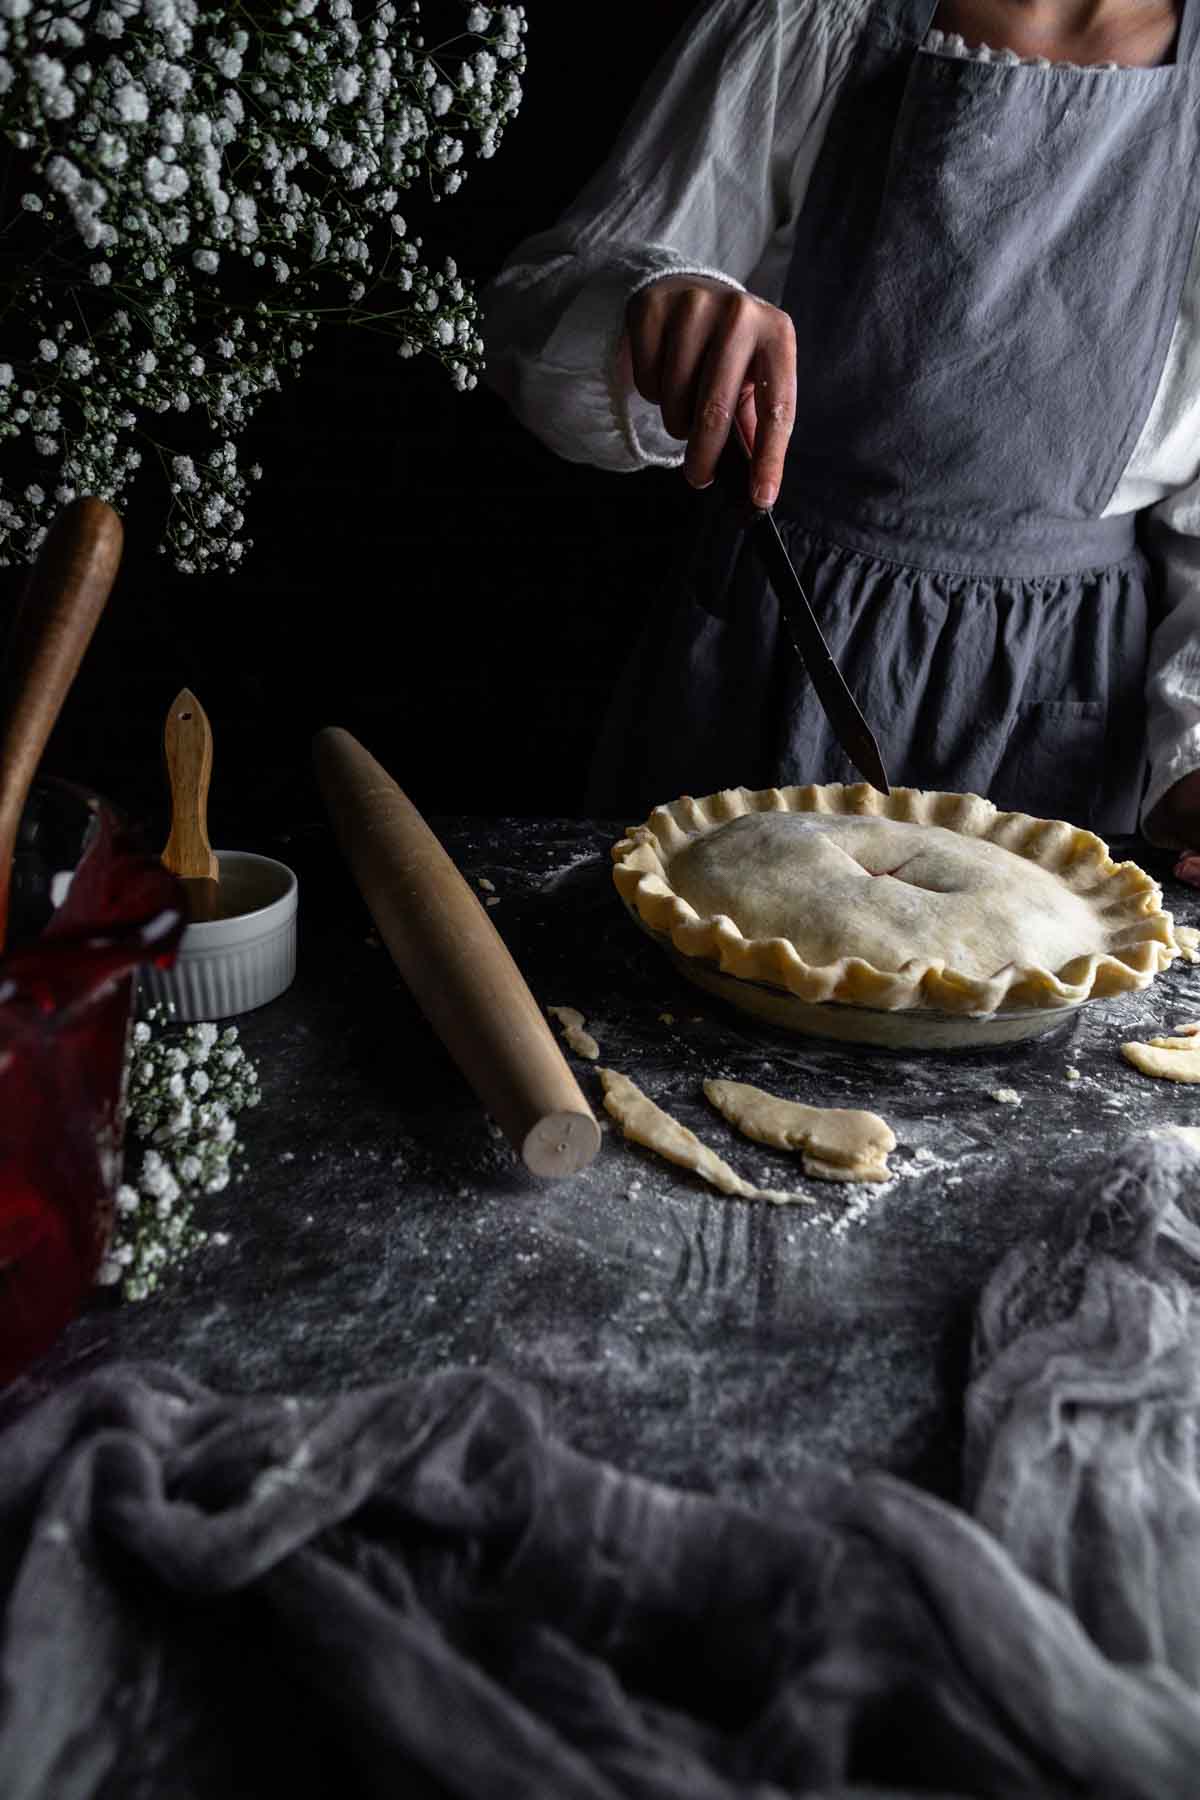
[
  {"left": 1176, "top": 925, "right": 1200, "bottom": 963},
  {"left": 1122, "top": 1025, "right": 1200, "bottom": 1082},
  {"left": 704, "top": 1078, "right": 895, "bottom": 1184},
  {"left": 547, "top": 1005, "right": 600, "bottom": 1061},
  {"left": 598, "top": 1068, "right": 812, "bottom": 1205}
]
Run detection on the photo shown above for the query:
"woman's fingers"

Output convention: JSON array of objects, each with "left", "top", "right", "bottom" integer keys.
[
  {"left": 626, "top": 275, "right": 719, "bottom": 410},
  {"left": 683, "top": 292, "right": 764, "bottom": 486},
  {"left": 626, "top": 283, "right": 670, "bottom": 406},
  {"left": 735, "top": 382, "right": 759, "bottom": 468},
  {"left": 657, "top": 286, "right": 725, "bottom": 441},
  {"left": 685, "top": 295, "right": 796, "bottom": 503},
  {"left": 625, "top": 279, "right": 796, "bottom": 506},
  {"left": 745, "top": 320, "right": 797, "bottom": 509}
]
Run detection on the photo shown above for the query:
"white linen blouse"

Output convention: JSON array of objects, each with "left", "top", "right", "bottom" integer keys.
[{"left": 482, "top": 0, "right": 1200, "bottom": 834}]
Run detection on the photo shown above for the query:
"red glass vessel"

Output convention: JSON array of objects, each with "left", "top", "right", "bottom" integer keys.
[{"left": 0, "top": 780, "right": 184, "bottom": 1381}]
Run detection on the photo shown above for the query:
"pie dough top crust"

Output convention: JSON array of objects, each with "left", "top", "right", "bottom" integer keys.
[{"left": 612, "top": 784, "right": 1178, "bottom": 1016}]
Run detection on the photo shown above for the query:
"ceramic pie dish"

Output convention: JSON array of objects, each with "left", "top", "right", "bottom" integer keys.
[{"left": 612, "top": 783, "right": 1180, "bottom": 1048}]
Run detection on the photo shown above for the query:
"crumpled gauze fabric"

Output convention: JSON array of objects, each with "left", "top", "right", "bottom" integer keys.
[{"left": 2, "top": 1135, "right": 1200, "bottom": 1799}]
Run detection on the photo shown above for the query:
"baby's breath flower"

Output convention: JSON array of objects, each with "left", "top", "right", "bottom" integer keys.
[
  {"left": 104, "top": 1005, "right": 262, "bottom": 1302},
  {"left": 0, "top": 1, "right": 525, "bottom": 572}
]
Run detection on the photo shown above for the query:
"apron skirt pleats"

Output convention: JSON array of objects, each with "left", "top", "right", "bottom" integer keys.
[{"left": 588, "top": 503, "right": 1151, "bottom": 832}]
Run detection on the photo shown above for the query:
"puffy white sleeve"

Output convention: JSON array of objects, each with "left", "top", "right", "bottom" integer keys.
[
  {"left": 480, "top": 0, "right": 863, "bottom": 472},
  {"left": 1142, "top": 483, "right": 1200, "bottom": 843}
]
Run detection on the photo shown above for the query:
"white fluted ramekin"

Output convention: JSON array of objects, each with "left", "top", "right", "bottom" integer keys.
[{"left": 140, "top": 850, "right": 297, "bottom": 1022}]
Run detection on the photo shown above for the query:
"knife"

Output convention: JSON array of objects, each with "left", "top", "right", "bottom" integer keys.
[{"left": 712, "top": 434, "right": 891, "bottom": 795}]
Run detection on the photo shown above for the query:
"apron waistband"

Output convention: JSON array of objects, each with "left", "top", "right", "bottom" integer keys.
[{"left": 773, "top": 493, "right": 1139, "bottom": 580}]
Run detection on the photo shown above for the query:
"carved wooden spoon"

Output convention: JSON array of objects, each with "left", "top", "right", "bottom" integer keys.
[
  {"left": 161, "top": 688, "right": 220, "bottom": 922},
  {"left": 0, "top": 498, "right": 124, "bottom": 954}
]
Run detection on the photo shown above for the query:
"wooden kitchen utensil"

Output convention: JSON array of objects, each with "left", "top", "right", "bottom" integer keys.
[
  {"left": 161, "top": 688, "right": 220, "bottom": 922},
  {"left": 313, "top": 727, "right": 602, "bottom": 1180},
  {"left": 0, "top": 497, "right": 124, "bottom": 953}
]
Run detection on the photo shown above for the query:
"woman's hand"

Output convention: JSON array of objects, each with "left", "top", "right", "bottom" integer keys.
[
  {"left": 623, "top": 275, "right": 796, "bottom": 508},
  {"left": 1145, "top": 771, "right": 1200, "bottom": 885}
]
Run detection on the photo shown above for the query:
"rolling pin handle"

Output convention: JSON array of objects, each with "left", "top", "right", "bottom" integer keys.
[{"left": 522, "top": 1109, "right": 603, "bottom": 1179}]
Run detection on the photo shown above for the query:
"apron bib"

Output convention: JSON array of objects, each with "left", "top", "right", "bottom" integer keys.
[
  {"left": 589, "top": 0, "right": 1200, "bottom": 832},
  {"left": 781, "top": 0, "right": 1200, "bottom": 535}
]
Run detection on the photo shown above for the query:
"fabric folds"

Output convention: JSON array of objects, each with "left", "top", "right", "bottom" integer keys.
[{"left": 2, "top": 1135, "right": 1200, "bottom": 1796}]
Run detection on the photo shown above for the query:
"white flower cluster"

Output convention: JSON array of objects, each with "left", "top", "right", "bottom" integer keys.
[
  {"left": 0, "top": 1, "right": 526, "bottom": 571},
  {"left": 97, "top": 1007, "right": 262, "bottom": 1300}
]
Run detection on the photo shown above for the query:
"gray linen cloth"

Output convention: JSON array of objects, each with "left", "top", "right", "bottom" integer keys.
[{"left": 2, "top": 1134, "right": 1200, "bottom": 1799}]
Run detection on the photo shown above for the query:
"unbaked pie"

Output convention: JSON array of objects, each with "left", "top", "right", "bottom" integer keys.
[{"left": 612, "top": 784, "right": 1178, "bottom": 1020}]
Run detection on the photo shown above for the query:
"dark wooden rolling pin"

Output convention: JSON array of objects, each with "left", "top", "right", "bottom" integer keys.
[
  {"left": 313, "top": 727, "right": 602, "bottom": 1179},
  {"left": 0, "top": 498, "right": 124, "bottom": 952}
]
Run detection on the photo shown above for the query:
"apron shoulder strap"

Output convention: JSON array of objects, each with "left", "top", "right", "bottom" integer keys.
[
  {"left": 1176, "top": 0, "right": 1200, "bottom": 64},
  {"left": 871, "top": 0, "right": 940, "bottom": 49}
]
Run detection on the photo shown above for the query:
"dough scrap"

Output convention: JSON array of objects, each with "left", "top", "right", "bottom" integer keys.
[
  {"left": 548, "top": 1005, "right": 600, "bottom": 1061},
  {"left": 598, "top": 1068, "right": 811, "bottom": 1205},
  {"left": 1122, "top": 1025, "right": 1200, "bottom": 1082},
  {"left": 703, "top": 1078, "right": 894, "bottom": 1184},
  {"left": 1177, "top": 925, "right": 1200, "bottom": 962}
]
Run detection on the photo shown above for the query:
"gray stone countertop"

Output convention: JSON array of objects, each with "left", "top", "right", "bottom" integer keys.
[{"left": 17, "top": 817, "right": 1200, "bottom": 1507}]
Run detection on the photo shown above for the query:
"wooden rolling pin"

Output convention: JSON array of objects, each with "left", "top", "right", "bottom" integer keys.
[
  {"left": 0, "top": 498, "right": 124, "bottom": 952},
  {"left": 313, "top": 727, "right": 602, "bottom": 1179}
]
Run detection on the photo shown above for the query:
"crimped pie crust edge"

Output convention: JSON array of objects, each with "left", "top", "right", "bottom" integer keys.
[{"left": 611, "top": 783, "right": 1178, "bottom": 1015}]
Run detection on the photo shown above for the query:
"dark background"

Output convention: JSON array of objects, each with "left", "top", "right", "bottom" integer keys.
[{"left": 3, "top": 3, "right": 698, "bottom": 844}]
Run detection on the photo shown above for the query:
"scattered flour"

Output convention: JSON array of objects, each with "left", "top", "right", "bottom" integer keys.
[
  {"left": 539, "top": 851, "right": 601, "bottom": 889},
  {"left": 801, "top": 1187, "right": 877, "bottom": 1237}
]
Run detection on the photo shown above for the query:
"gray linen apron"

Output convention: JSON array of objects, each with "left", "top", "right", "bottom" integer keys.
[{"left": 589, "top": 0, "right": 1200, "bottom": 831}]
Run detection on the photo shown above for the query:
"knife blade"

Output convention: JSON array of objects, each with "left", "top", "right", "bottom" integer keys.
[{"left": 712, "top": 436, "right": 891, "bottom": 795}]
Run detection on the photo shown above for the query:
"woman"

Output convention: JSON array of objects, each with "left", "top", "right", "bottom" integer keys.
[{"left": 483, "top": 0, "right": 1200, "bottom": 843}]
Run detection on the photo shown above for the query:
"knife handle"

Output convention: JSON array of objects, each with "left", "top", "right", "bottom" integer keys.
[{"left": 712, "top": 429, "right": 768, "bottom": 525}]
